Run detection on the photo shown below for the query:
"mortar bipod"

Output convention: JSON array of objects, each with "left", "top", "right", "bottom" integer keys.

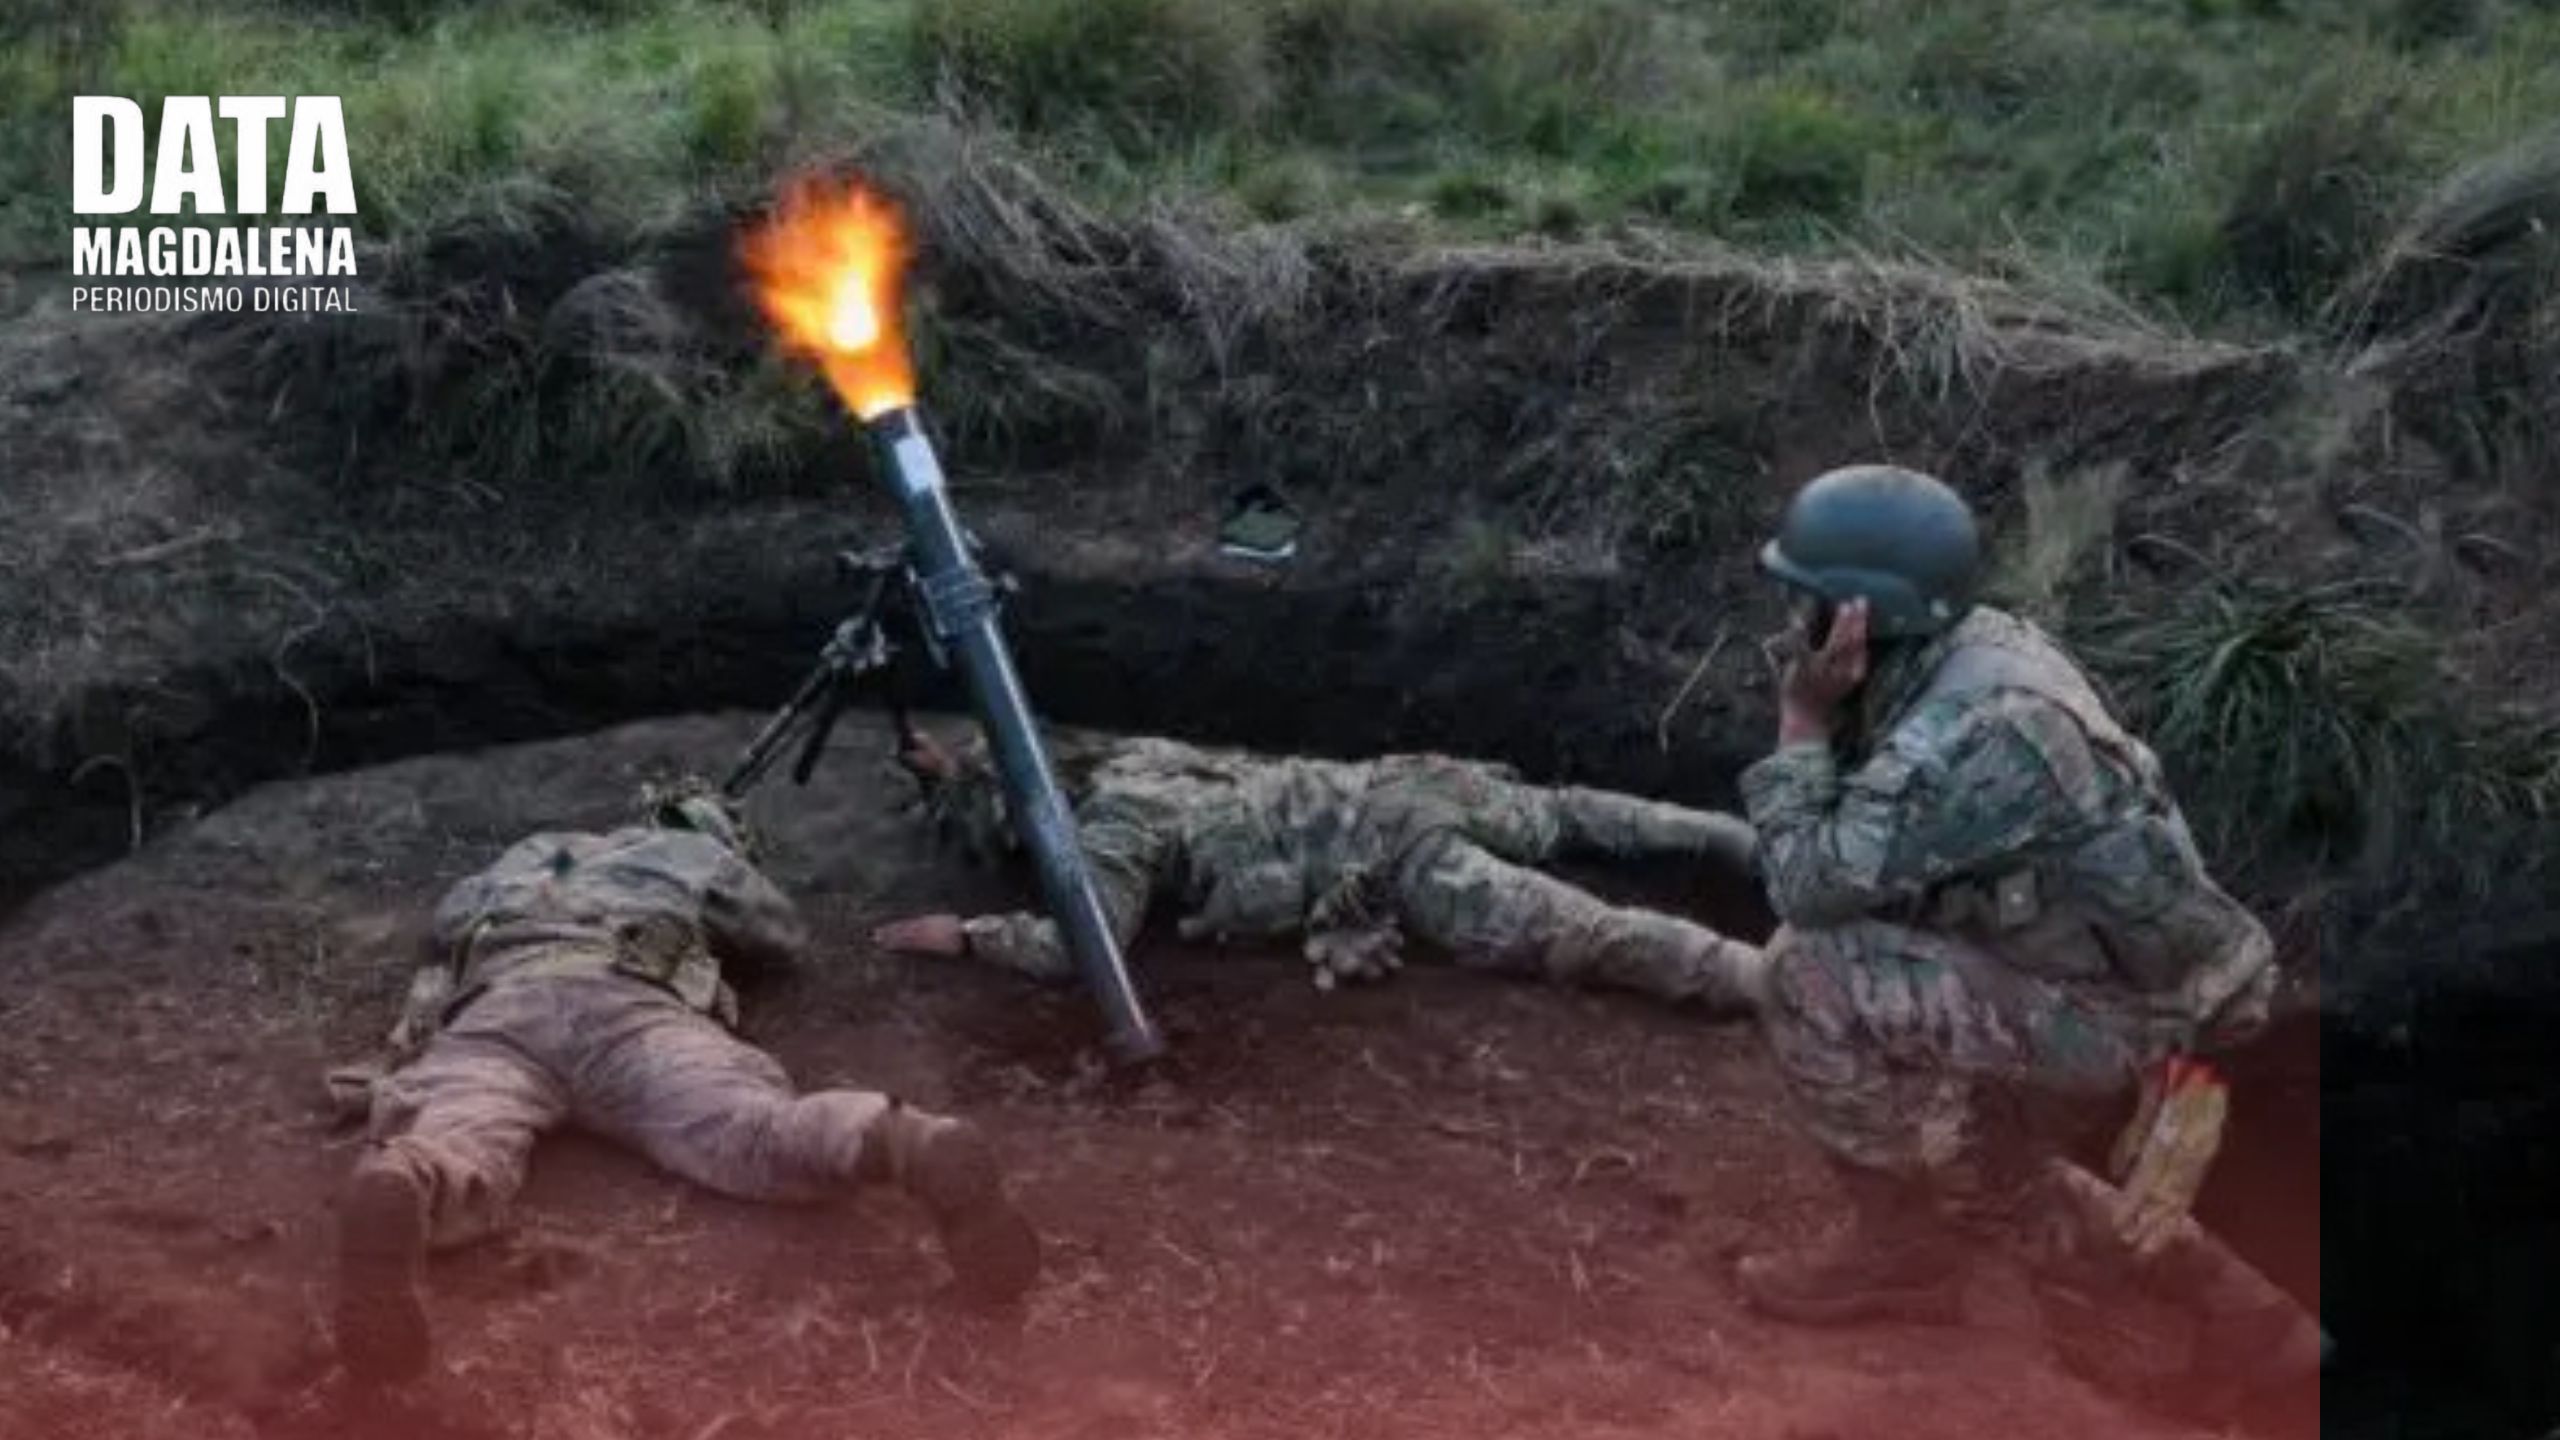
[{"left": 720, "top": 535, "right": 1015, "bottom": 800}]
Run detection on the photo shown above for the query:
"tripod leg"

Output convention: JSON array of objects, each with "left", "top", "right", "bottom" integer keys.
[{"left": 792, "top": 685, "right": 855, "bottom": 787}]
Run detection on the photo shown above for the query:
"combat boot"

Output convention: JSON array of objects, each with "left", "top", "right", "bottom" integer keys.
[
  {"left": 2126, "top": 1235, "right": 2321, "bottom": 1428},
  {"left": 1736, "top": 1163, "right": 1971, "bottom": 1326},
  {"left": 334, "top": 1159, "right": 432, "bottom": 1384},
  {"left": 2033, "top": 1167, "right": 2323, "bottom": 1431},
  {"left": 869, "top": 1107, "right": 1040, "bottom": 1305}
]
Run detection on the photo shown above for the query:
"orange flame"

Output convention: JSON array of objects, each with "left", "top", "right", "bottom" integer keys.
[{"left": 740, "top": 174, "right": 916, "bottom": 420}]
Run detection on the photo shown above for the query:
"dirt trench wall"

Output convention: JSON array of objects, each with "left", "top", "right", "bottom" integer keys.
[
  {"left": 0, "top": 519, "right": 1761, "bottom": 905},
  {"left": 0, "top": 159, "right": 2296, "bottom": 908}
]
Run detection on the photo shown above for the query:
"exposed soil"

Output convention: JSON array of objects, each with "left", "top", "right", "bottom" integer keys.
[{"left": 0, "top": 712, "right": 2313, "bottom": 1440}]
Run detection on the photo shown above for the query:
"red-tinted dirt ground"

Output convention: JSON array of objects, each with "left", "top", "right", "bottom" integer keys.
[{"left": 0, "top": 713, "right": 2257, "bottom": 1440}]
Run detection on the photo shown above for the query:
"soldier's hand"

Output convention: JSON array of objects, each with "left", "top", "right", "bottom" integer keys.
[
  {"left": 872, "top": 913, "right": 969, "bottom": 957},
  {"left": 1779, "top": 598, "right": 1870, "bottom": 740},
  {"left": 323, "top": 1063, "right": 384, "bottom": 1129},
  {"left": 1304, "top": 927, "right": 1404, "bottom": 991},
  {"left": 897, "top": 731, "right": 960, "bottom": 783}
]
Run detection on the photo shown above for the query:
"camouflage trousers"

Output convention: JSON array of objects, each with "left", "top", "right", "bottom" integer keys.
[
  {"left": 1757, "top": 918, "right": 2153, "bottom": 1232},
  {"left": 358, "top": 974, "right": 901, "bottom": 1250},
  {"left": 1762, "top": 919, "right": 2315, "bottom": 1379},
  {"left": 1392, "top": 831, "right": 1760, "bottom": 1011}
]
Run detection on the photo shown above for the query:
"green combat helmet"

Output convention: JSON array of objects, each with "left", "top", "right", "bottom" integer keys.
[{"left": 1759, "top": 464, "right": 1982, "bottom": 639}]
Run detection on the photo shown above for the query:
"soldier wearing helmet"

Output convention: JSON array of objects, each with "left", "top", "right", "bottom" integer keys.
[
  {"left": 327, "top": 778, "right": 1038, "bottom": 1386},
  {"left": 1736, "top": 464, "right": 2318, "bottom": 1422}
]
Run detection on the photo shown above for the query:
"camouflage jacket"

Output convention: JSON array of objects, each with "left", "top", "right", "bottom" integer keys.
[
  {"left": 383, "top": 827, "right": 809, "bottom": 1056},
  {"left": 1739, "top": 605, "right": 2272, "bottom": 1041},
  {"left": 956, "top": 738, "right": 1745, "bottom": 977}
]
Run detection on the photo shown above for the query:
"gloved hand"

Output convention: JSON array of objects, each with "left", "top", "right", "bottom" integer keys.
[
  {"left": 896, "top": 730, "right": 962, "bottom": 785},
  {"left": 1303, "top": 924, "right": 1404, "bottom": 990},
  {"left": 1300, "top": 867, "right": 1402, "bottom": 991},
  {"left": 323, "top": 1062, "right": 384, "bottom": 1128},
  {"left": 890, "top": 753, "right": 1012, "bottom": 868}
]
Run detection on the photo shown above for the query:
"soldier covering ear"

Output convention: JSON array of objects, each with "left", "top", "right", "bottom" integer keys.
[{"left": 1731, "top": 464, "right": 2314, "bottom": 1425}]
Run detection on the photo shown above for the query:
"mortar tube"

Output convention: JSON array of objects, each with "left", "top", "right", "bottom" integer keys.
[{"left": 865, "top": 405, "right": 1166, "bottom": 1063}]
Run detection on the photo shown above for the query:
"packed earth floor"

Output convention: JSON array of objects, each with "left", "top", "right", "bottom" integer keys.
[{"left": 0, "top": 711, "right": 2300, "bottom": 1440}]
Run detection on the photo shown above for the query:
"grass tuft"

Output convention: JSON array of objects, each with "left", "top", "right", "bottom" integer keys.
[
  {"left": 210, "top": 179, "right": 823, "bottom": 503},
  {"left": 2338, "top": 123, "right": 2560, "bottom": 488},
  {"left": 2091, "top": 578, "right": 2560, "bottom": 893},
  {"left": 1727, "top": 85, "right": 1872, "bottom": 223},
  {"left": 1984, "top": 461, "right": 2128, "bottom": 629},
  {"left": 1269, "top": 0, "right": 1527, "bottom": 152},
  {"left": 11, "top": 0, "right": 2560, "bottom": 330},
  {"left": 910, "top": 0, "right": 1274, "bottom": 150},
  {"left": 2220, "top": 78, "right": 2413, "bottom": 322}
]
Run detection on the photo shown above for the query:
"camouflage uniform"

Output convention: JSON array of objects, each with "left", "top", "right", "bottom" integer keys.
[
  {"left": 941, "top": 737, "right": 1763, "bottom": 1010},
  {"left": 1740, "top": 604, "right": 2277, "bottom": 1242},
  {"left": 341, "top": 827, "right": 939, "bottom": 1250}
]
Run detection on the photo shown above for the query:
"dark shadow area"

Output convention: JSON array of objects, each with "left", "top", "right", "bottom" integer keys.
[
  {"left": 2205, "top": 1010, "right": 2322, "bottom": 1318},
  {"left": 0, "top": 558, "right": 1763, "bottom": 915},
  {"left": 2322, "top": 953, "right": 2560, "bottom": 1440}
]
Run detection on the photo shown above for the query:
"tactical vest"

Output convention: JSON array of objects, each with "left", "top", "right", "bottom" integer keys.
[
  {"left": 425, "top": 911, "right": 740, "bottom": 1039},
  {"left": 1896, "top": 612, "right": 2274, "bottom": 1046}
]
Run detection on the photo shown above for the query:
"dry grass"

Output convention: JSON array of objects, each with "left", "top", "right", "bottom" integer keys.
[
  {"left": 204, "top": 179, "right": 830, "bottom": 506},
  {"left": 0, "top": 1215, "right": 313, "bottom": 1415},
  {"left": 0, "top": 114, "right": 2302, "bottom": 686},
  {"left": 1983, "top": 460, "right": 2129, "bottom": 629},
  {"left": 0, "top": 1332, "right": 261, "bottom": 1440},
  {"left": 2335, "top": 124, "right": 2560, "bottom": 492},
  {"left": 2218, "top": 77, "right": 2414, "bottom": 322}
]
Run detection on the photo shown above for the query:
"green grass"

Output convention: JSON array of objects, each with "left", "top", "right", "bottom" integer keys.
[
  {"left": 2089, "top": 579, "right": 2560, "bottom": 893},
  {"left": 11, "top": 0, "right": 2560, "bottom": 329},
  {"left": 1, "top": 0, "right": 918, "bottom": 258}
]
